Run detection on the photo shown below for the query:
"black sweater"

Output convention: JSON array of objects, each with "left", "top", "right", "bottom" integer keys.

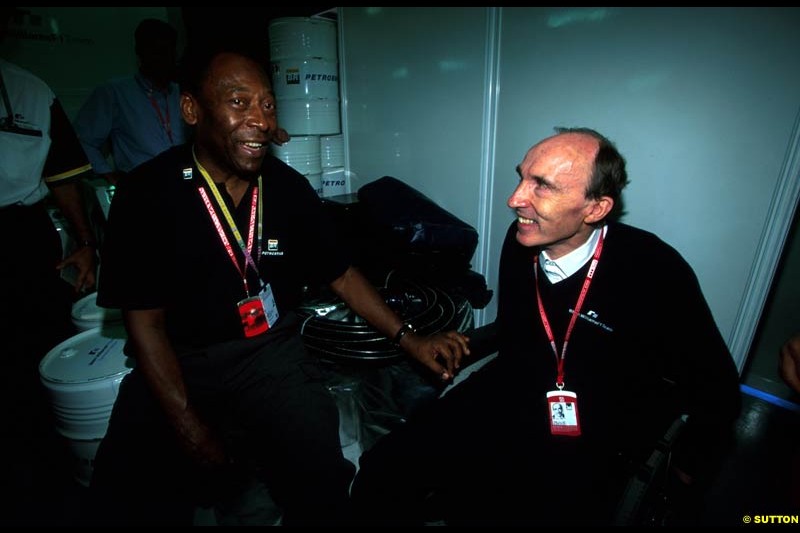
[{"left": 495, "top": 220, "right": 741, "bottom": 481}]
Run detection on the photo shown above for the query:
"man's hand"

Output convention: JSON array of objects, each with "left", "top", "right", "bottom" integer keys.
[
  {"left": 57, "top": 245, "right": 97, "bottom": 292},
  {"left": 175, "top": 409, "right": 229, "bottom": 468},
  {"left": 271, "top": 127, "right": 291, "bottom": 146},
  {"left": 780, "top": 333, "right": 800, "bottom": 394},
  {"left": 174, "top": 408, "right": 246, "bottom": 507},
  {"left": 400, "top": 330, "right": 470, "bottom": 381}
]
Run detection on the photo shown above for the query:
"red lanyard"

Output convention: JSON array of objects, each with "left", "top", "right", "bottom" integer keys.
[
  {"left": 534, "top": 230, "right": 604, "bottom": 389},
  {"left": 199, "top": 186, "right": 259, "bottom": 295},
  {"left": 147, "top": 91, "right": 173, "bottom": 145}
]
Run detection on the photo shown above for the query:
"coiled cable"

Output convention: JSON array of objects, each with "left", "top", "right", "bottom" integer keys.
[{"left": 297, "top": 273, "right": 473, "bottom": 364}]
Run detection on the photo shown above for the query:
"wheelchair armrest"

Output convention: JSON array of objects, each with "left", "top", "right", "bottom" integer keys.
[{"left": 612, "top": 414, "right": 690, "bottom": 526}]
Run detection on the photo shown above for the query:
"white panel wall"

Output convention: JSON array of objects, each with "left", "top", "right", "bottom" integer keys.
[
  {"left": 491, "top": 7, "right": 800, "bottom": 365},
  {"left": 340, "top": 7, "right": 800, "bottom": 369},
  {"left": 1, "top": 7, "right": 170, "bottom": 119},
  {"left": 339, "top": 7, "right": 488, "bottom": 229}
]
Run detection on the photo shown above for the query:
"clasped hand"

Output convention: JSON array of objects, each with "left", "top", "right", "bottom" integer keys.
[{"left": 402, "top": 330, "right": 470, "bottom": 382}]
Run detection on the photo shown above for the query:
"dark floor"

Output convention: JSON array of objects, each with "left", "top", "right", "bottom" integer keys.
[{"left": 1, "top": 387, "right": 798, "bottom": 526}]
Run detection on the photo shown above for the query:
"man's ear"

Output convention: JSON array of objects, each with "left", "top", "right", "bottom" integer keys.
[
  {"left": 584, "top": 196, "right": 613, "bottom": 224},
  {"left": 181, "top": 93, "right": 198, "bottom": 126}
]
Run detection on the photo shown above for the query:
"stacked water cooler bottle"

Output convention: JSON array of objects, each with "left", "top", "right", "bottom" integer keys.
[
  {"left": 320, "top": 133, "right": 347, "bottom": 196},
  {"left": 268, "top": 17, "right": 348, "bottom": 198}
]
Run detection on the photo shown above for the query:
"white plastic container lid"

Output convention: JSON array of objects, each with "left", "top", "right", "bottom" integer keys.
[
  {"left": 71, "top": 292, "right": 122, "bottom": 331},
  {"left": 40, "top": 326, "right": 130, "bottom": 384}
]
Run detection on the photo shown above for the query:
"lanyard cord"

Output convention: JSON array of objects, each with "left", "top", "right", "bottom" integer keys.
[
  {"left": 146, "top": 91, "right": 173, "bottom": 144},
  {"left": 534, "top": 230, "right": 605, "bottom": 389},
  {"left": 193, "top": 148, "right": 264, "bottom": 296},
  {"left": 137, "top": 75, "right": 174, "bottom": 145}
]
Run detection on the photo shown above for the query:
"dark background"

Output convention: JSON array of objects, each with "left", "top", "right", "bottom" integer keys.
[{"left": 181, "top": 7, "right": 335, "bottom": 63}]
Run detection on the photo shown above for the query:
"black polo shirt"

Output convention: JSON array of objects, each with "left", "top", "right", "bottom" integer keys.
[{"left": 98, "top": 144, "right": 349, "bottom": 349}]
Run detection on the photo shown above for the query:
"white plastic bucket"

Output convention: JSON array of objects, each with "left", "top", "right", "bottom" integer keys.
[
  {"left": 48, "top": 208, "right": 81, "bottom": 286},
  {"left": 326, "top": 380, "right": 361, "bottom": 449},
  {"left": 320, "top": 134, "right": 344, "bottom": 168},
  {"left": 47, "top": 207, "right": 74, "bottom": 258},
  {"left": 90, "top": 179, "right": 115, "bottom": 221},
  {"left": 268, "top": 17, "right": 337, "bottom": 61},
  {"left": 39, "top": 326, "right": 133, "bottom": 486},
  {"left": 321, "top": 167, "right": 349, "bottom": 198},
  {"left": 71, "top": 292, "right": 123, "bottom": 332},
  {"left": 271, "top": 58, "right": 339, "bottom": 100},
  {"left": 39, "top": 326, "right": 133, "bottom": 441},
  {"left": 67, "top": 437, "right": 103, "bottom": 487},
  {"left": 277, "top": 98, "right": 341, "bottom": 136},
  {"left": 270, "top": 135, "right": 322, "bottom": 175}
]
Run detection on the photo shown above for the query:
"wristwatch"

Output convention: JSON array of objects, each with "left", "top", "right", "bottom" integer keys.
[{"left": 392, "top": 322, "right": 416, "bottom": 345}]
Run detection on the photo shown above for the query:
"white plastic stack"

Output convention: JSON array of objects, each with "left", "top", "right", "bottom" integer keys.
[
  {"left": 47, "top": 207, "right": 75, "bottom": 260},
  {"left": 269, "top": 17, "right": 340, "bottom": 138},
  {"left": 320, "top": 134, "right": 349, "bottom": 197},
  {"left": 270, "top": 135, "right": 323, "bottom": 196},
  {"left": 320, "top": 134, "right": 344, "bottom": 169},
  {"left": 88, "top": 178, "right": 115, "bottom": 221},
  {"left": 71, "top": 291, "right": 123, "bottom": 332},
  {"left": 47, "top": 207, "right": 81, "bottom": 286},
  {"left": 39, "top": 326, "right": 133, "bottom": 486},
  {"left": 321, "top": 168, "right": 349, "bottom": 198}
]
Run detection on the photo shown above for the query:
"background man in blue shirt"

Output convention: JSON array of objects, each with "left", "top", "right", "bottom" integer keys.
[{"left": 74, "top": 18, "right": 186, "bottom": 185}]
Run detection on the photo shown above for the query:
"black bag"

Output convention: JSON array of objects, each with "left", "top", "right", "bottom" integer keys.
[{"left": 357, "top": 176, "right": 479, "bottom": 270}]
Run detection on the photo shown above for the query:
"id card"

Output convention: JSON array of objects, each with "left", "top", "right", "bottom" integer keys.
[
  {"left": 258, "top": 283, "right": 279, "bottom": 328},
  {"left": 546, "top": 390, "right": 581, "bottom": 437},
  {"left": 238, "top": 296, "right": 269, "bottom": 337}
]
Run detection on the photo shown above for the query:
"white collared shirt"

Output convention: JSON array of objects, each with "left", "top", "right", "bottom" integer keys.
[{"left": 539, "top": 226, "right": 608, "bottom": 283}]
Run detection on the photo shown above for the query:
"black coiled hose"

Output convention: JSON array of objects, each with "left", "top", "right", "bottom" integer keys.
[{"left": 297, "top": 273, "right": 473, "bottom": 364}]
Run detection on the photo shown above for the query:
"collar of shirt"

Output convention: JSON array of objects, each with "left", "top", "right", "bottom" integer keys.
[
  {"left": 539, "top": 225, "right": 608, "bottom": 283},
  {"left": 134, "top": 71, "right": 172, "bottom": 98}
]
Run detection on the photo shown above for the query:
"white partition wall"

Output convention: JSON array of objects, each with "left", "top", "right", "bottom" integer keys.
[
  {"left": 491, "top": 7, "right": 800, "bottom": 369},
  {"left": 0, "top": 7, "right": 170, "bottom": 119},
  {"left": 340, "top": 7, "right": 800, "bottom": 371},
  {"left": 339, "top": 7, "right": 489, "bottom": 229}
]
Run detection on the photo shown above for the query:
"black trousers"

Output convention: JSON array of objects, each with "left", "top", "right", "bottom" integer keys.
[
  {"left": 0, "top": 202, "right": 78, "bottom": 523},
  {"left": 0, "top": 201, "right": 75, "bottom": 385},
  {"left": 90, "top": 314, "right": 355, "bottom": 526},
  {"left": 350, "top": 356, "right": 627, "bottom": 526}
]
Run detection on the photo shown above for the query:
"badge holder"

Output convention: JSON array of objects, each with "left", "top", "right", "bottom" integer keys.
[
  {"left": 546, "top": 390, "right": 582, "bottom": 437},
  {"left": 258, "top": 283, "right": 280, "bottom": 329},
  {"left": 238, "top": 296, "right": 269, "bottom": 338}
]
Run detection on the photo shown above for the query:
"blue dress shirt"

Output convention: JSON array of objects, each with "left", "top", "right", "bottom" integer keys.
[{"left": 74, "top": 72, "right": 186, "bottom": 174}]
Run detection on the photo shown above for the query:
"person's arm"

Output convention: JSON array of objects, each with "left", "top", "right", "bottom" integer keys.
[
  {"left": 123, "top": 308, "right": 227, "bottom": 467},
  {"left": 44, "top": 98, "right": 97, "bottom": 291},
  {"left": 329, "top": 266, "right": 470, "bottom": 381},
  {"left": 49, "top": 180, "right": 96, "bottom": 291},
  {"left": 73, "top": 85, "right": 116, "bottom": 176},
  {"left": 780, "top": 333, "right": 800, "bottom": 394}
]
